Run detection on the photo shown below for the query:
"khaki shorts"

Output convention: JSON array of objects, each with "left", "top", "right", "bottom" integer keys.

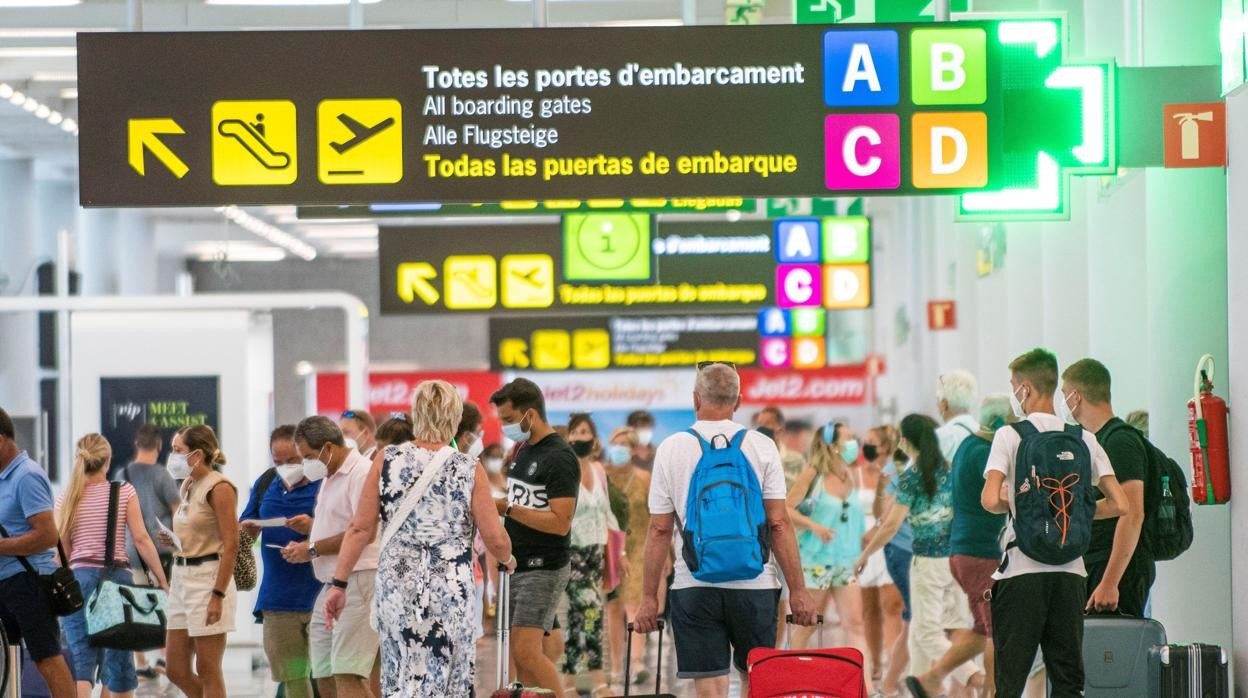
[
  {"left": 309, "top": 570, "right": 379, "bottom": 679},
  {"left": 263, "top": 611, "right": 312, "bottom": 682},
  {"left": 167, "top": 559, "right": 237, "bottom": 637}
]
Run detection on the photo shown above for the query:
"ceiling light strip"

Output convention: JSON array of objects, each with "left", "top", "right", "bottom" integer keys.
[
  {"left": 214, "top": 205, "right": 318, "bottom": 260},
  {"left": 0, "top": 82, "right": 75, "bottom": 133}
]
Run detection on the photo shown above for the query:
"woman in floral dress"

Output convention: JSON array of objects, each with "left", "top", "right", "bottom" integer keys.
[{"left": 325, "top": 380, "right": 514, "bottom": 697}]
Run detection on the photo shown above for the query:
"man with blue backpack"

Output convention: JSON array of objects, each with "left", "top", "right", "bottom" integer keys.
[
  {"left": 634, "top": 362, "right": 817, "bottom": 697},
  {"left": 981, "top": 349, "right": 1128, "bottom": 698}
]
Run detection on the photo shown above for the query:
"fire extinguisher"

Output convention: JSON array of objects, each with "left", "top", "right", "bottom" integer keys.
[{"left": 1187, "top": 354, "right": 1230, "bottom": 505}]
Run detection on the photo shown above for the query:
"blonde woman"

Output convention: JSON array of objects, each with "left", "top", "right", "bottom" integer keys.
[
  {"left": 160, "top": 425, "right": 238, "bottom": 698},
  {"left": 325, "top": 380, "right": 513, "bottom": 697},
  {"left": 785, "top": 422, "right": 870, "bottom": 682},
  {"left": 56, "top": 434, "right": 169, "bottom": 698}
]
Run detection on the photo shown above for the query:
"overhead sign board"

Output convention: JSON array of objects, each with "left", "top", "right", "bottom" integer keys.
[
  {"left": 490, "top": 314, "right": 761, "bottom": 371},
  {"left": 297, "top": 197, "right": 756, "bottom": 219},
  {"left": 80, "top": 21, "right": 1105, "bottom": 207},
  {"left": 379, "top": 216, "right": 871, "bottom": 316}
]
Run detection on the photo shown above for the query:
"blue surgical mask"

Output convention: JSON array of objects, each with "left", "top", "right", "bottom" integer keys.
[
  {"left": 502, "top": 413, "right": 531, "bottom": 443},
  {"left": 606, "top": 444, "right": 632, "bottom": 467},
  {"left": 841, "top": 439, "right": 860, "bottom": 464}
]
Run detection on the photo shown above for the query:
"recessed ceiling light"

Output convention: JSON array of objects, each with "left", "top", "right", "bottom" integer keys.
[
  {"left": 0, "top": 47, "right": 77, "bottom": 58},
  {"left": 0, "top": 84, "right": 12, "bottom": 99},
  {"left": 59, "top": 87, "right": 77, "bottom": 99},
  {"left": 21, "top": 99, "right": 38, "bottom": 112},
  {"left": 205, "top": 0, "right": 380, "bottom": 5},
  {"left": 0, "top": 0, "right": 81, "bottom": 6},
  {"left": 31, "top": 71, "right": 76, "bottom": 82},
  {"left": 34, "top": 105, "right": 50, "bottom": 118},
  {"left": 8, "top": 91, "right": 26, "bottom": 106},
  {"left": 0, "top": 29, "right": 85, "bottom": 38}
]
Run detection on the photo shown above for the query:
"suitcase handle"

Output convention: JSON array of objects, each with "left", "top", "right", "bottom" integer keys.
[
  {"left": 784, "top": 614, "right": 825, "bottom": 648},
  {"left": 624, "top": 620, "right": 665, "bottom": 697}
]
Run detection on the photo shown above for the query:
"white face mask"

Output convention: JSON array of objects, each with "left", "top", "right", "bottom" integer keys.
[
  {"left": 484, "top": 457, "right": 504, "bottom": 474},
  {"left": 302, "top": 446, "right": 329, "bottom": 482},
  {"left": 276, "top": 463, "right": 305, "bottom": 487},
  {"left": 343, "top": 437, "right": 359, "bottom": 452},
  {"left": 167, "top": 452, "right": 192, "bottom": 479},
  {"left": 1009, "top": 385, "right": 1028, "bottom": 420},
  {"left": 635, "top": 428, "right": 654, "bottom": 446},
  {"left": 467, "top": 436, "right": 485, "bottom": 460},
  {"left": 1057, "top": 390, "right": 1079, "bottom": 425}
]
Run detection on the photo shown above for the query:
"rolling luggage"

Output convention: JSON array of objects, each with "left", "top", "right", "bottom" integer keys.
[
  {"left": 491, "top": 569, "right": 555, "bottom": 698},
  {"left": 1081, "top": 614, "right": 1166, "bottom": 697},
  {"left": 746, "top": 615, "right": 867, "bottom": 698},
  {"left": 610, "top": 620, "right": 676, "bottom": 698},
  {"left": 1155, "top": 644, "right": 1229, "bottom": 698}
]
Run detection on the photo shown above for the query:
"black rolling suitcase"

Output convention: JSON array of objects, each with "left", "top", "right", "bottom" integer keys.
[
  {"left": 1081, "top": 615, "right": 1166, "bottom": 697},
  {"left": 1155, "top": 644, "right": 1229, "bottom": 698}
]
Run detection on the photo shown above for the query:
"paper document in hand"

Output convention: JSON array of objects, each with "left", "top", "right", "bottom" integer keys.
[
  {"left": 157, "top": 520, "right": 183, "bottom": 552},
  {"left": 241, "top": 518, "right": 288, "bottom": 528}
]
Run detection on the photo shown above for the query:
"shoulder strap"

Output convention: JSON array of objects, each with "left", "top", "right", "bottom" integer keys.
[
  {"left": 685, "top": 428, "right": 711, "bottom": 452},
  {"left": 120, "top": 464, "right": 132, "bottom": 484},
  {"left": 0, "top": 522, "right": 69, "bottom": 572},
  {"left": 957, "top": 421, "right": 975, "bottom": 436},
  {"left": 1063, "top": 423, "right": 1084, "bottom": 438},
  {"left": 1010, "top": 421, "right": 1039, "bottom": 439},
  {"left": 379, "top": 446, "right": 456, "bottom": 552},
  {"left": 729, "top": 428, "right": 749, "bottom": 449},
  {"left": 105, "top": 481, "right": 120, "bottom": 569},
  {"left": 256, "top": 466, "right": 280, "bottom": 497}
]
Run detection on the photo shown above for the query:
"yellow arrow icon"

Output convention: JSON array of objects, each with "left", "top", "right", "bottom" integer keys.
[
  {"left": 499, "top": 338, "right": 530, "bottom": 369},
  {"left": 396, "top": 262, "right": 439, "bottom": 305},
  {"left": 128, "top": 118, "right": 189, "bottom": 178}
]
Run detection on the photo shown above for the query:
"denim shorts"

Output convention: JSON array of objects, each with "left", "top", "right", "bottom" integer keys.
[
  {"left": 884, "top": 543, "right": 913, "bottom": 622},
  {"left": 61, "top": 566, "right": 139, "bottom": 692},
  {"left": 667, "top": 586, "right": 780, "bottom": 678}
]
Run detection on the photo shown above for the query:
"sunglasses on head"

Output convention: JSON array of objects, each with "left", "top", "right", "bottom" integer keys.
[
  {"left": 388, "top": 412, "right": 409, "bottom": 423},
  {"left": 341, "top": 410, "right": 359, "bottom": 419},
  {"left": 696, "top": 361, "right": 737, "bottom": 371}
]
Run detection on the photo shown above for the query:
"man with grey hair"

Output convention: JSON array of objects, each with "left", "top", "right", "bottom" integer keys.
[
  {"left": 635, "top": 363, "right": 817, "bottom": 697},
  {"left": 283, "top": 416, "right": 380, "bottom": 698},
  {"left": 936, "top": 369, "right": 980, "bottom": 463},
  {"left": 909, "top": 394, "right": 1013, "bottom": 698}
]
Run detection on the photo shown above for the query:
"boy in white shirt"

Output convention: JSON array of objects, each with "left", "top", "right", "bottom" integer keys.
[{"left": 981, "top": 349, "right": 1128, "bottom": 698}]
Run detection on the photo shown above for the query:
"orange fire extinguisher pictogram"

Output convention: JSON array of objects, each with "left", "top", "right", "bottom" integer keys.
[{"left": 1187, "top": 354, "right": 1230, "bottom": 505}]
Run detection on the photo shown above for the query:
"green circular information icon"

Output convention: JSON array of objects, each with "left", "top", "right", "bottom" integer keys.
[{"left": 563, "top": 214, "right": 651, "bottom": 281}]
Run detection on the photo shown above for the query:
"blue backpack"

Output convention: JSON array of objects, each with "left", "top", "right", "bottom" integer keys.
[
  {"left": 1007, "top": 421, "right": 1099, "bottom": 566},
  {"left": 675, "top": 429, "right": 771, "bottom": 583}
]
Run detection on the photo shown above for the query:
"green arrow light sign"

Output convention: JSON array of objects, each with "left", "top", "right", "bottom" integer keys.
[{"left": 957, "top": 17, "right": 1115, "bottom": 221}]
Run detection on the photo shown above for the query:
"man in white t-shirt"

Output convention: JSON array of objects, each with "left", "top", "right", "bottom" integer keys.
[
  {"left": 936, "top": 369, "right": 980, "bottom": 463},
  {"left": 981, "top": 349, "right": 1127, "bottom": 698},
  {"left": 284, "top": 416, "right": 380, "bottom": 698},
  {"left": 634, "top": 362, "right": 816, "bottom": 697}
]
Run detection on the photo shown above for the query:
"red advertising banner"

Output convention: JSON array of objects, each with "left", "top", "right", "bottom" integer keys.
[
  {"left": 737, "top": 364, "right": 871, "bottom": 405},
  {"left": 316, "top": 371, "right": 504, "bottom": 442}
]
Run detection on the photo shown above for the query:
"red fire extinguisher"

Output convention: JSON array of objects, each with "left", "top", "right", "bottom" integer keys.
[{"left": 1187, "top": 354, "right": 1230, "bottom": 505}]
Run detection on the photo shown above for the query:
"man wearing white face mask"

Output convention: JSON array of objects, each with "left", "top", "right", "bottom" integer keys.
[
  {"left": 286, "top": 416, "right": 381, "bottom": 698},
  {"left": 239, "top": 425, "right": 323, "bottom": 698}
]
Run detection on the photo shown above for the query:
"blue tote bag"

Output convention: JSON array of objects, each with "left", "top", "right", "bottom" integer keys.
[{"left": 85, "top": 482, "right": 167, "bottom": 651}]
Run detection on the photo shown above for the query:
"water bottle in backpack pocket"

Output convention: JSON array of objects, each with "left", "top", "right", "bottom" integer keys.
[
  {"left": 675, "top": 429, "right": 771, "bottom": 584},
  {"left": 1007, "top": 422, "right": 1098, "bottom": 566}
]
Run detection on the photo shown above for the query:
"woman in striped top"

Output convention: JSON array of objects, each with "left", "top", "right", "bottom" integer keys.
[{"left": 57, "top": 433, "right": 169, "bottom": 698}]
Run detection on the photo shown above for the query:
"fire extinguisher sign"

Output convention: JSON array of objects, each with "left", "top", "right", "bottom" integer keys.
[{"left": 1163, "top": 102, "right": 1227, "bottom": 169}]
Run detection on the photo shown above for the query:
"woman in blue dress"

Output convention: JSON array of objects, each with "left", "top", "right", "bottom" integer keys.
[{"left": 325, "top": 381, "right": 514, "bottom": 697}]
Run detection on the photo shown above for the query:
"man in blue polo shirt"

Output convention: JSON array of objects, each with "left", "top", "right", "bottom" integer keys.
[
  {"left": 0, "top": 407, "right": 75, "bottom": 698},
  {"left": 240, "top": 425, "right": 324, "bottom": 698}
]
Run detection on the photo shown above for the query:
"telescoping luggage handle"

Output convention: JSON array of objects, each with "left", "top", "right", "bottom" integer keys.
[
  {"left": 496, "top": 566, "right": 511, "bottom": 691},
  {"left": 623, "top": 620, "right": 665, "bottom": 697},
  {"left": 785, "top": 613, "right": 826, "bottom": 648}
]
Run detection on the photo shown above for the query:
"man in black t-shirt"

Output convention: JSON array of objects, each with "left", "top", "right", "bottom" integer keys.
[
  {"left": 490, "top": 378, "right": 579, "bottom": 694},
  {"left": 1061, "top": 359, "right": 1155, "bottom": 617}
]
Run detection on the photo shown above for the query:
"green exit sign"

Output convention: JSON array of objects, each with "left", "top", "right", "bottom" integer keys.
[{"left": 797, "top": 0, "right": 967, "bottom": 24}]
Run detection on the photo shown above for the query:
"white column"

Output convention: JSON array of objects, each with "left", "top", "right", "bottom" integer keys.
[
  {"left": 0, "top": 159, "right": 39, "bottom": 415},
  {"left": 76, "top": 208, "right": 119, "bottom": 295},
  {"left": 115, "top": 209, "right": 157, "bottom": 295}
]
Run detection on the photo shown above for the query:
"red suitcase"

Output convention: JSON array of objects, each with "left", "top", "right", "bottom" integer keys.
[{"left": 747, "top": 615, "right": 868, "bottom": 698}]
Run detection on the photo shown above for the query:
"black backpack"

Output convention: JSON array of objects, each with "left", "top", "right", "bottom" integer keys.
[
  {"left": 1101, "top": 422, "right": 1194, "bottom": 561},
  {"left": 1007, "top": 422, "right": 1098, "bottom": 565}
]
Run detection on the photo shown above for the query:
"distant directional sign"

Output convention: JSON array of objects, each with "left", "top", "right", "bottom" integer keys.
[
  {"left": 396, "top": 262, "right": 439, "bottom": 305},
  {"left": 127, "top": 118, "right": 188, "bottom": 178},
  {"left": 797, "top": 0, "right": 966, "bottom": 24}
]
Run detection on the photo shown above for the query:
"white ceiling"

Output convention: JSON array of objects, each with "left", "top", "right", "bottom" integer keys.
[{"left": 0, "top": 0, "right": 765, "bottom": 260}]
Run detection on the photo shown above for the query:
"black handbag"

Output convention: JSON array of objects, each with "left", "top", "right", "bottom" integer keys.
[{"left": 0, "top": 523, "right": 84, "bottom": 616}]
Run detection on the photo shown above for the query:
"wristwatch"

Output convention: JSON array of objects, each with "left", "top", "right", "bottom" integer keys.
[
  {"left": 308, "top": 543, "right": 319, "bottom": 559},
  {"left": 211, "top": 588, "right": 226, "bottom": 599},
  {"left": 331, "top": 578, "right": 349, "bottom": 590},
  {"left": 504, "top": 503, "right": 514, "bottom": 518}
]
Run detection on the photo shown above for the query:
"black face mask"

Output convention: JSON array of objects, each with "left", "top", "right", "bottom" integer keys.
[
  {"left": 756, "top": 426, "right": 776, "bottom": 441},
  {"left": 570, "top": 439, "right": 595, "bottom": 458},
  {"left": 862, "top": 444, "right": 880, "bottom": 461}
]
